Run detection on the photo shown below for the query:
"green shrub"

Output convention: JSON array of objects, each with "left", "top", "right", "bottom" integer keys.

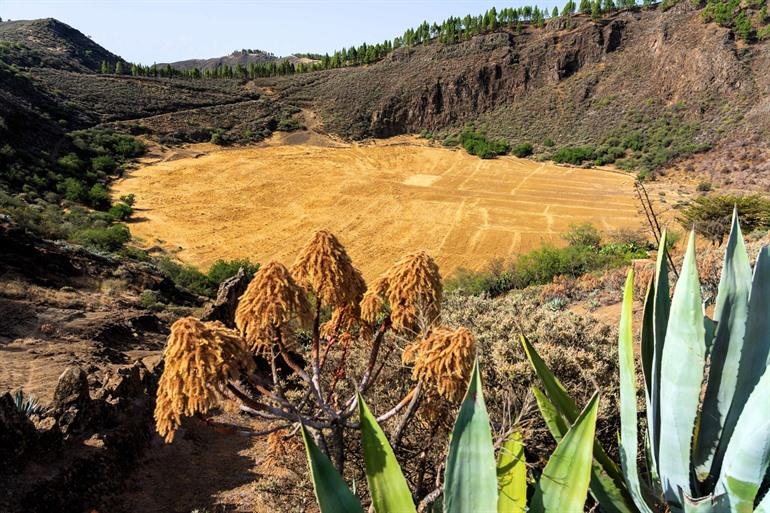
[
  {"left": 511, "top": 142, "right": 534, "bottom": 158},
  {"left": 70, "top": 224, "right": 130, "bottom": 252},
  {"left": 442, "top": 134, "right": 460, "bottom": 147},
  {"left": 277, "top": 117, "right": 302, "bottom": 131},
  {"left": 154, "top": 257, "right": 214, "bottom": 296},
  {"left": 696, "top": 181, "right": 713, "bottom": 192},
  {"left": 543, "top": 138, "right": 555, "bottom": 147},
  {"left": 87, "top": 183, "right": 111, "bottom": 210},
  {"left": 207, "top": 258, "right": 260, "bottom": 286},
  {"left": 108, "top": 202, "right": 133, "bottom": 221},
  {"left": 60, "top": 178, "right": 87, "bottom": 203},
  {"left": 445, "top": 258, "right": 518, "bottom": 296},
  {"left": 678, "top": 194, "right": 770, "bottom": 244},
  {"left": 562, "top": 222, "right": 602, "bottom": 249},
  {"left": 57, "top": 153, "right": 84, "bottom": 173},
  {"left": 119, "top": 193, "right": 136, "bottom": 206},
  {"left": 552, "top": 146, "right": 596, "bottom": 165},
  {"left": 459, "top": 130, "right": 510, "bottom": 159},
  {"left": 91, "top": 155, "right": 117, "bottom": 174}
]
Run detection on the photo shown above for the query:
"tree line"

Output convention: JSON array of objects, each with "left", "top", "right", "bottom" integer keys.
[{"left": 102, "top": 0, "right": 655, "bottom": 79}]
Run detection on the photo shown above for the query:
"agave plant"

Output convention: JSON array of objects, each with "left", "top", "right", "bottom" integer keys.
[
  {"left": 525, "top": 211, "right": 770, "bottom": 513},
  {"left": 13, "top": 389, "right": 46, "bottom": 417},
  {"left": 302, "top": 359, "right": 601, "bottom": 513}
]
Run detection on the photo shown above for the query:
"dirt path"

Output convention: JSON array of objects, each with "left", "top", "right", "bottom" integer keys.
[{"left": 113, "top": 133, "right": 642, "bottom": 278}]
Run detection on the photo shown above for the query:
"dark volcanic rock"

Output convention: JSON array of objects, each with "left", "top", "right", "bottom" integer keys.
[
  {"left": 51, "top": 367, "right": 93, "bottom": 436},
  {"left": 201, "top": 267, "right": 249, "bottom": 327},
  {"left": 0, "top": 392, "right": 37, "bottom": 470}
]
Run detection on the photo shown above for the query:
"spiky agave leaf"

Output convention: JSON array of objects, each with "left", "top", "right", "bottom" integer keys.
[
  {"left": 530, "top": 393, "right": 600, "bottom": 513},
  {"left": 497, "top": 431, "right": 527, "bottom": 513},
  {"left": 443, "top": 359, "right": 497, "bottom": 513},
  {"left": 358, "top": 394, "right": 417, "bottom": 513},
  {"left": 658, "top": 231, "right": 706, "bottom": 505}
]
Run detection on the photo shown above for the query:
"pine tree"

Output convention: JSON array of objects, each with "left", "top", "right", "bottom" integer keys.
[
  {"left": 592, "top": 0, "right": 602, "bottom": 18},
  {"left": 553, "top": 6, "right": 560, "bottom": 17},
  {"left": 580, "top": 0, "right": 592, "bottom": 12},
  {"left": 115, "top": 61, "right": 123, "bottom": 74},
  {"left": 603, "top": 0, "right": 615, "bottom": 12},
  {"left": 100, "top": 60, "right": 109, "bottom": 74}
]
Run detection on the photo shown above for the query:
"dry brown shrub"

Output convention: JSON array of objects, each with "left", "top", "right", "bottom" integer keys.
[
  {"left": 291, "top": 229, "right": 366, "bottom": 311},
  {"left": 403, "top": 326, "right": 475, "bottom": 402},
  {"left": 155, "top": 317, "right": 255, "bottom": 442},
  {"left": 631, "top": 260, "right": 655, "bottom": 301},
  {"left": 235, "top": 261, "right": 312, "bottom": 354},
  {"left": 361, "top": 251, "right": 442, "bottom": 332},
  {"left": 262, "top": 429, "right": 303, "bottom": 472},
  {"left": 539, "top": 275, "right": 572, "bottom": 302}
]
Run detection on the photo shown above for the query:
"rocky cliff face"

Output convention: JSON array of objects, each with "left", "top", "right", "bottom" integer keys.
[{"left": 291, "top": 4, "right": 767, "bottom": 149}]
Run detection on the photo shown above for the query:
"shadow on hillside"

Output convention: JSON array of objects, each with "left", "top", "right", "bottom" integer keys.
[{"left": 109, "top": 415, "right": 260, "bottom": 513}]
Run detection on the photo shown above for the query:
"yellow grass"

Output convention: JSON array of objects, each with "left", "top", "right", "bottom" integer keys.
[{"left": 113, "top": 135, "right": 642, "bottom": 278}]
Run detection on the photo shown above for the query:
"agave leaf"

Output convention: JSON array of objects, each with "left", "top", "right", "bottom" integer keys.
[
  {"left": 497, "top": 431, "right": 527, "bottom": 513},
  {"left": 443, "top": 359, "right": 497, "bottom": 513},
  {"left": 618, "top": 269, "right": 656, "bottom": 513},
  {"left": 640, "top": 276, "right": 664, "bottom": 496},
  {"left": 649, "top": 229, "right": 671, "bottom": 476},
  {"left": 521, "top": 336, "right": 629, "bottom": 488},
  {"left": 358, "top": 394, "right": 417, "bottom": 513},
  {"left": 530, "top": 393, "right": 600, "bottom": 513},
  {"left": 658, "top": 230, "right": 706, "bottom": 504},
  {"left": 754, "top": 490, "right": 770, "bottom": 513},
  {"left": 694, "top": 211, "right": 753, "bottom": 482},
  {"left": 300, "top": 425, "right": 364, "bottom": 513},
  {"left": 681, "top": 493, "right": 720, "bottom": 513},
  {"left": 714, "top": 366, "right": 770, "bottom": 511},
  {"left": 533, "top": 387, "right": 635, "bottom": 513}
]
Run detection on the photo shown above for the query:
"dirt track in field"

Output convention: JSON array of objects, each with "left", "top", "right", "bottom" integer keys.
[{"left": 113, "top": 134, "right": 642, "bottom": 278}]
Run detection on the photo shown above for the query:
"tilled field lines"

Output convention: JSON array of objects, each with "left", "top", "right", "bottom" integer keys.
[{"left": 113, "top": 136, "right": 642, "bottom": 279}]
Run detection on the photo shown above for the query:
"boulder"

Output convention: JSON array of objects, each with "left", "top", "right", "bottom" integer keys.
[
  {"left": 200, "top": 267, "right": 249, "bottom": 327},
  {"left": 51, "top": 367, "right": 93, "bottom": 436}
]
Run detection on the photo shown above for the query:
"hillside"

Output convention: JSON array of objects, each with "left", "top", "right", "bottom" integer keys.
[
  {"left": 0, "top": 18, "right": 123, "bottom": 72},
  {"left": 160, "top": 49, "right": 315, "bottom": 71},
  {"left": 273, "top": 3, "right": 769, "bottom": 181}
]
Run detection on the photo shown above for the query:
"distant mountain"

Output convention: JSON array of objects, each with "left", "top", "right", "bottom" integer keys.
[
  {"left": 160, "top": 49, "right": 314, "bottom": 71},
  {"left": 0, "top": 18, "right": 123, "bottom": 72}
]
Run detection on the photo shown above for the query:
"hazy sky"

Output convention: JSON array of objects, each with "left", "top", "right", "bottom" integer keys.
[{"left": 2, "top": 0, "right": 558, "bottom": 64}]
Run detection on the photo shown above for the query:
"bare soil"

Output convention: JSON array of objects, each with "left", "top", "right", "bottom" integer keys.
[{"left": 113, "top": 134, "right": 643, "bottom": 278}]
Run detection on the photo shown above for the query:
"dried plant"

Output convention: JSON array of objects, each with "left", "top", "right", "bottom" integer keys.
[
  {"left": 403, "top": 326, "right": 475, "bottom": 402},
  {"left": 291, "top": 229, "right": 366, "bottom": 310},
  {"left": 235, "top": 261, "right": 312, "bottom": 354},
  {"left": 155, "top": 318, "right": 255, "bottom": 442},
  {"left": 361, "top": 251, "right": 442, "bottom": 332}
]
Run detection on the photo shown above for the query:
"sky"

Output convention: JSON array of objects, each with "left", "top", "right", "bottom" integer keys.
[{"left": 1, "top": 0, "right": 559, "bottom": 64}]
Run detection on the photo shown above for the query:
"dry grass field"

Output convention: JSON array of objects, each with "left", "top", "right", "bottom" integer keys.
[{"left": 114, "top": 134, "right": 642, "bottom": 278}]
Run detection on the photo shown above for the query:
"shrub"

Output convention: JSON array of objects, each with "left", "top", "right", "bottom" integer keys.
[
  {"left": 678, "top": 194, "right": 770, "bottom": 244},
  {"left": 562, "top": 222, "right": 602, "bottom": 249},
  {"left": 543, "top": 138, "right": 555, "bottom": 147},
  {"left": 91, "top": 155, "right": 117, "bottom": 174},
  {"left": 108, "top": 202, "right": 133, "bottom": 221},
  {"left": 207, "top": 258, "right": 260, "bottom": 286},
  {"left": 88, "top": 183, "right": 111, "bottom": 210},
  {"left": 696, "top": 181, "right": 712, "bottom": 192},
  {"left": 552, "top": 146, "right": 596, "bottom": 165},
  {"left": 69, "top": 224, "right": 130, "bottom": 252},
  {"left": 445, "top": 258, "right": 518, "bottom": 296},
  {"left": 459, "top": 130, "right": 510, "bottom": 159},
  {"left": 154, "top": 257, "right": 214, "bottom": 296},
  {"left": 511, "top": 142, "right": 534, "bottom": 158},
  {"left": 57, "top": 153, "right": 84, "bottom": 173},
  {"left": 119, "top": 193, "right": 136, "bottom": 206},
  {"left": 277, "top": 117, "right": 302, "bottom": 131},
  {"left": 60, "top": 178, "right": 87, "bottom": 203}
]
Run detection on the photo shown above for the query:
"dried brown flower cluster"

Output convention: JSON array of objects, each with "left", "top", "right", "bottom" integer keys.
[
  {"left": 403, "top": 326, "right": 475, "bottom": 402},
  {"left": 262, "top": 429, "right": 302, "bottom": 471},
  {"left": 235, "top": 261, "right": 312, "bottom": 354},
  {"left": 361, "top": 251, "right": 442, "bottom": 332},
  {"left": 155, "top": 317, "right": 255, "bottom": 442},
  {"left": 291, "top": 230, "right": 366, "bottom": 335}
]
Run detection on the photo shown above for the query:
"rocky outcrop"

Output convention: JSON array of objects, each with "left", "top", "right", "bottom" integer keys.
[
  {"left": 201, "top": 267, "right": 250, "bottom": 328},
  {"left": 0, "top": 360, "right": 161, "bottom": 513}
]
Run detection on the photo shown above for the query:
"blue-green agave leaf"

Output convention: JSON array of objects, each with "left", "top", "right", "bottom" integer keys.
[
  {"left": 715, "top": 366, "right": 770, "bottom": 511},
  {"left": 618, "top": 269, "right": 655, "bottom": 513},
  {"left": 443, "top": 359, "right": 497, "bottom": 513},
  {"left": 533, "top": 387, "right": 636, "bottom": 513},
  {"left": 522, "top": 336, "right": 634, "bottom": 513},
  {"left": 658, "top": 230, "right": 706, "bottom": 505},
  {"left": 694, "top": 210, "right": 753, "bottom": 482},
  {"left": 497, "top": 431, "right": 527, "bottom": 513},
  {"left": 530, "top": 393, "right": 600, "bottom": 513},
  {"left": 647, "top": 229, "right": 671, "bottom": 477},
  {"left": 300, "top": 425, "right": 364, "bottom": 513},
  {"left": 358, "top": 394, "right": 417, "bottom": 513}
]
